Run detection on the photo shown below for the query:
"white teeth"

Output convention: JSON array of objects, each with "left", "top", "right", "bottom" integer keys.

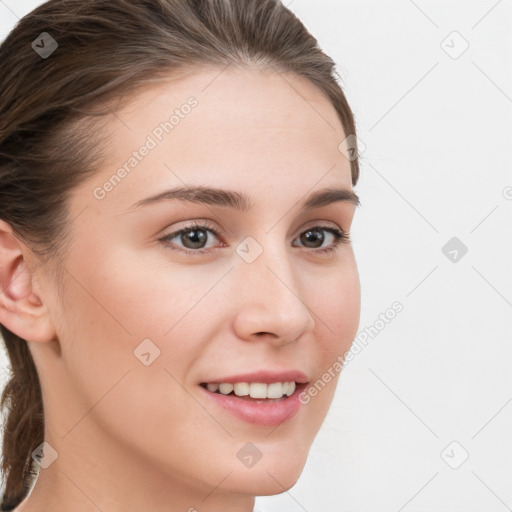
[
  {"left": 205, "top": 381, "right": 297, "bottom": 399},
  {"left": 249, "top": 382, "right": 268, "bottom": 399},
  {"left": 267, "top": 382, "right": 283, "bottom": 398},
  {"left": 286, "top": 381, "right": 296, "bottom": 396},
  {"left": 218, "top": 383, "right": 234, "bottom": 395},
  {"left": 234, "top": 382, "right": 250, "bottom": 396}
]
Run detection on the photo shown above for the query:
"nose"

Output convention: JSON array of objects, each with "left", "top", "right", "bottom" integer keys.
[{"left": 231, "top": 240, "right": 315, "bottom": 346}]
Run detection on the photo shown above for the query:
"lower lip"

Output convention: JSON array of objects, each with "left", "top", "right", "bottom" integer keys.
[{"left": 199, "top": 383, "right": 307, "bottom": 427}]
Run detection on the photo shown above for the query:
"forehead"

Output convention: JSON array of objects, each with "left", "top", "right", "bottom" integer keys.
[
  {"left": 75, "top": 66, "right": 353, "bottom": 216},
  {"left": 117, "top": 65, "right": 344, "bottom": 132}
]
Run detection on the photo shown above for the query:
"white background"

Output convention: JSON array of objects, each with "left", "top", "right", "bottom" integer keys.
[{"left": 1, "top": 1, "right": 511, "bottom": 511}]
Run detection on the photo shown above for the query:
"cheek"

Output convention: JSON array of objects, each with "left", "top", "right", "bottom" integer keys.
[
  {"left": 302, "top": 261, "right": 360, "bottom": 412},
  {"left": 310, "top": 259, "right": 361, "bottom": 354},
  {"left": 56, "top": 254, "right": 222, "bottom": 474},
  {"left": 64, "top": 243, "right": 211, "bottom": 341},
  {"left": 57, "top": 246, "right": 225, "bottom": 408}
]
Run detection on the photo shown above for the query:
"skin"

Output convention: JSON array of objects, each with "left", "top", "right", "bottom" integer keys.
[{"left": 0, "top": 66, "right": 360, "bottom": 512}]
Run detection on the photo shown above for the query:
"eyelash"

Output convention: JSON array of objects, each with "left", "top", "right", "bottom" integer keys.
[{"left": 158, "top": 221, "right": 350, "bottom": 256}]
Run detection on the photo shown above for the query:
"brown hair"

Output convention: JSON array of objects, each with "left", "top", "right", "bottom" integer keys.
[{"left": 0, "top": 0, "right": 360, "bottom": 508}]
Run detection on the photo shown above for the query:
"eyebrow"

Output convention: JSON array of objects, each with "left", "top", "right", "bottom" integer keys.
[{"left": 128, "top": 185, "right": 360, "bottom": 212}]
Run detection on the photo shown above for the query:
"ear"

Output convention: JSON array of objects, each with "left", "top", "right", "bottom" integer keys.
[{"left": 0, "top": 220, "right": 56, "bottom": 344}]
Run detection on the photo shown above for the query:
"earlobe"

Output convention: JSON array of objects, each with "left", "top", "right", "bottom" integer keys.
[{"left": 0, "top": 221, "right": 56, "bottom": 344}]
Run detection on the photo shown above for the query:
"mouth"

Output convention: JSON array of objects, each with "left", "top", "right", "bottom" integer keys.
[{"left": 198, "top": 380, "right": 309, "bottom": 426}]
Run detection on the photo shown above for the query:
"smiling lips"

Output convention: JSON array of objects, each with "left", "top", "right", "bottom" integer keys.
[{"left": 199, "top": 369, "right": 309, "bottom": 426}]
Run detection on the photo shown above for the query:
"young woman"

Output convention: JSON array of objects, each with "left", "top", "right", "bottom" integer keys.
[{"left": 0, "top": 1, "right": 362, "bottom": 510}]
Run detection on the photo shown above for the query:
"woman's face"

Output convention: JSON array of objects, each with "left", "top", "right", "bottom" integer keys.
[{"left": 31, "top": 66, "right": 360, "bottom": 508}]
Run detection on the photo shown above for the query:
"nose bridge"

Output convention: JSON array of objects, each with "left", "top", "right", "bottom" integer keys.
[{"left": 232, "top": 233, "right": 314, "bottom": 340}]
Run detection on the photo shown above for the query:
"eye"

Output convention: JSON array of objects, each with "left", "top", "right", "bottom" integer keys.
[
  {"left": 158, "top": 221, "right": 350, "bottom": 255},
  {"left": 293, "top": 225, "right": 350, "bottom": 254},
  {"left": 158, "top": 221, "right": 222, "bottom": 255}
]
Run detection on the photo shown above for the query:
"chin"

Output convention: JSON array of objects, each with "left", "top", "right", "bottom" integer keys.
[
  {"left": 225, "top": 470, "right": 302, "bottom": 497},
  {"left": 254, "top": 471, "right": 302, "bottom": 496},
  {"left": 220, "top": 451, "right": 307, "bottom": 496}
]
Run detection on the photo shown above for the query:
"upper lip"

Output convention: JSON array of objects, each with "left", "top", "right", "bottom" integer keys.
[{"left": 201, "top": 369, "right": 309, "bottom": 385}]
